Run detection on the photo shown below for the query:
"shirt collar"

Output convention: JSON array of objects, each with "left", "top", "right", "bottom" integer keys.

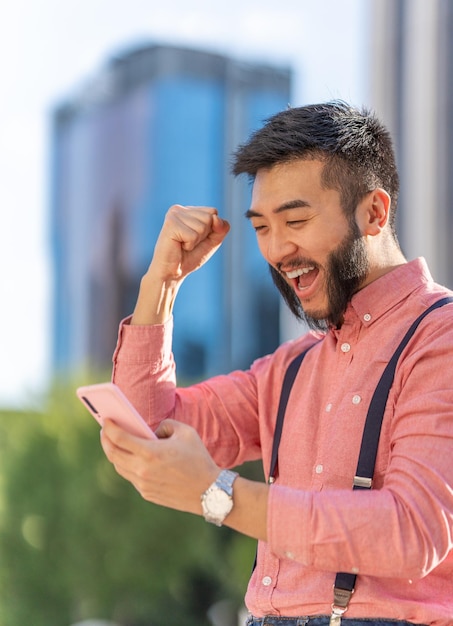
[{"left": 344, "top": 258, "right": 433, "bottom": 328}]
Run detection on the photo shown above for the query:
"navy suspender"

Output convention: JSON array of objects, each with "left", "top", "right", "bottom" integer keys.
[
  {"left": 353, "top": 296, "right": 453, "bottom": 487},
  {"left": 268, "top": 345, "right": 319, "bottom": 484},
  {"left": 268, "top": 296, "right": 453, "bottom": 622}
]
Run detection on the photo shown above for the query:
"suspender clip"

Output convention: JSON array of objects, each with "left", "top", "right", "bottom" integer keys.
[
  {"left": 353, "top": 475, "right": 372, "bottom": 489},
  {"left": 329, "top": 585, "right": 353, "bottom": 626}
]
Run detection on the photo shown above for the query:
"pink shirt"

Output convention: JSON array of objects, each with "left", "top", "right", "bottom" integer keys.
[{"left": 112, "top": 258, "right": 453, "bottom": 625}]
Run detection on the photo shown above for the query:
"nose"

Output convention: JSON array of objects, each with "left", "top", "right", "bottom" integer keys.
[{"left": 265, "top": 231, "right": 298, "bottom": 266}]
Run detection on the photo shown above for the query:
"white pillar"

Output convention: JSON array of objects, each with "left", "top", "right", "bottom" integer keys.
[{"left": 399, "top": 0, "right": 443, "bottom": 274}]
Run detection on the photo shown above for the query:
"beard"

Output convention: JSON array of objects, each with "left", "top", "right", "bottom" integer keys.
[{"left": 269, "top": 220, "right": 369, "bottom": 330}]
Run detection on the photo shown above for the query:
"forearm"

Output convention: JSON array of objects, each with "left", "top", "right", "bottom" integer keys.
[
  {"left": 223, "top": 477, "right": 269, "bottom": 541},
  {"left": 131, "top": 272, "right": 182, "bottom": 326},
  {"left": 268, "top": 479, "right": 453, "bottom": 579}
]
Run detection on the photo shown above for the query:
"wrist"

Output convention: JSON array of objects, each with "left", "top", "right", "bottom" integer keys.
[{"left": 131, "top": 274, "right": 181, "bottom": 325}]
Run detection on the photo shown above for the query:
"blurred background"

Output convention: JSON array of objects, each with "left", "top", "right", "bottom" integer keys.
[{"left": 0, "top": 0, "right": 452, "bottom": 624}]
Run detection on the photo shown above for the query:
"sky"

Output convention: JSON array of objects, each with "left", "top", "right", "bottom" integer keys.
[{"left": 0, "top": 0, "right": 370, "bottom": 407}]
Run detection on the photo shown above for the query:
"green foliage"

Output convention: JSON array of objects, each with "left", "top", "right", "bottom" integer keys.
[{"left": 0, "top": 381, "right": 260, "bottom": 626}]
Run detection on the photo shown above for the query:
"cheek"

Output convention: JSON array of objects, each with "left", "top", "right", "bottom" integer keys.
[{"left": 314, "top": 227, "right": 351, "bottom": 259}]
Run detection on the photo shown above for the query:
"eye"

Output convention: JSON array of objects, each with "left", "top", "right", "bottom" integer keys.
[
  {"left": 251, "top": 222, "right": 268, "bottom": 233},
  {"left": 287, "top": 219, "right": 307, "bottom": 227}
]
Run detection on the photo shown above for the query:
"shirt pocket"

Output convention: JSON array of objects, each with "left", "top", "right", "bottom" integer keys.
[{"left": 318, "top": 382, "right": 394, "bottom": 489}]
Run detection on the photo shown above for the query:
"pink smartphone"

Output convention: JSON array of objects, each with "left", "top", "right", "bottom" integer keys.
[{"left": 76, "top": 382, "right": 156, "bottom": 439}]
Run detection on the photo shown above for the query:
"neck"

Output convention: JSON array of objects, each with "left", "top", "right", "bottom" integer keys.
[{"left": 361, "top": 237, "right": 407, "bottom": 289}]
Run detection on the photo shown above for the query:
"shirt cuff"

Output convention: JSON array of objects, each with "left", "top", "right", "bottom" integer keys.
[{"left": 112, "top": 315, "right": 174, "bottom": 373}]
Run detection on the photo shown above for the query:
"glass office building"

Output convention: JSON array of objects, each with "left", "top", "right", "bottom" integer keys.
[{"left": 50, "top": 44, "right": 292, "bottom": 379}]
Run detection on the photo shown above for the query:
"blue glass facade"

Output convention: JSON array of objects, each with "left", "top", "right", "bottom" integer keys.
[{"left": 50, "top": 44, "right": 292, "bottom": 379}]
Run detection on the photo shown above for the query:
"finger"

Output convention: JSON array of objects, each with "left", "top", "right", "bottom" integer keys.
[
  {"left": 168, "top": 205, "right": 218, "bottom": 230},
  {"left": 180, "top": 217, "right": 230, "bottom": 255},
  {"left": 165, "top": 206, "right": 223, "bottom": 251},
  {"left": 174, "top": 215, "right": 219, "bottom": 251},
  {"left": 183, "top": 205, "right": 219, "bottom": 216},
  {"left": 100, "top": 423, "right": 129, "bottom": 463},
  {"left": 101, "top": 419, "right": 149, "bottom": 455},
  {"left": 101, "top": 423, "right": 153, "bottom": 483}
]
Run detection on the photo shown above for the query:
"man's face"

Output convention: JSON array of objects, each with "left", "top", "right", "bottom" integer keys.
[{"left": 247, "top": 159, "right": 369, "bottom": 328}]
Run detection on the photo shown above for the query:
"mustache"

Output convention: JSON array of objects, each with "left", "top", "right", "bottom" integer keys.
[{"left": 275, "top": 257, "right": 320, "bottom": 275}]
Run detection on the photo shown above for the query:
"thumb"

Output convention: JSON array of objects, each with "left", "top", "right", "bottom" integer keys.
[
  {"left": 209, "top": 215, "right": 230, "bottom": 245},
  {"left": 155, "top": 418, "right": 180, "bottom": 439}
]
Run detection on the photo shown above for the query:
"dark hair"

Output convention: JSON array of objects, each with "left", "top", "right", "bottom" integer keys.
[{"left": 232, "top": 101, "right": 400, "bottom": 235}]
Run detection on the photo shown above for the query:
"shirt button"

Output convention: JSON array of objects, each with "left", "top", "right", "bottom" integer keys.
[
  {"left": 325, "top": 403, "right": 332, "bottom": 412},
  {"left": 341, "top": 342, "right": 351, "bottom": 353},
  {"left": 363, "top": 313, "right": 372, "bottom": 322},
  {"left": 262, "top": 576, "right": 272, "bottom": 586},
  {"left": 315, "top": 464, "right": 323, "bottom": 474},
  {"left": 352, "top": 395, "right": 361, "bottom": 404}
]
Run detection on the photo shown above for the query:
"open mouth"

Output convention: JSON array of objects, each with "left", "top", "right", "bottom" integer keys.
[{"left": 285, "top": 266, "right": 319, "bottom": 291}]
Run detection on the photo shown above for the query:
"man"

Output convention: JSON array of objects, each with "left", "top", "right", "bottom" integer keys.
[{"left": 101, "top": 102, "right": 453, "bottom": 625}]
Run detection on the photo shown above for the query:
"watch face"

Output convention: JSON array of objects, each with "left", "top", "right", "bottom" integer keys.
[
  {"left": 205, "top": 488, "right": 231, "bottom": 516},
  {"left": 202, "top": 470, "right": 238, "bottom": 525}
]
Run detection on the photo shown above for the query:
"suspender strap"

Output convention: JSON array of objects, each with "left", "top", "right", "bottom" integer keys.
[
  {"left": 251, "top": 342, "right": 320, "bottom": 575},
  {"left": 331, "top": 296, "right": 453, "bottom": 622},
  {"left": 354, "top": 296, "right": 453, "bottom": 483},
  {"left": 268, "top": 342, "right": 319, "bottom": 483}
]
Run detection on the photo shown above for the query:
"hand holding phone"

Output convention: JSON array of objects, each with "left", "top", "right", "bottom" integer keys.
[{"left": 76, "top": 382, "right": 157, "bottom": 439}]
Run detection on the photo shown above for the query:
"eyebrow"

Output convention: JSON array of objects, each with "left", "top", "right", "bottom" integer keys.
[{"left": 245, "top": 199, "right": 311, "bottom": 219}]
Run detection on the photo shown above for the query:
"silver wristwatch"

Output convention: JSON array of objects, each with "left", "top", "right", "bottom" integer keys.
[{"left": 201, "top": 469, "right": 239, "bottom": 526}]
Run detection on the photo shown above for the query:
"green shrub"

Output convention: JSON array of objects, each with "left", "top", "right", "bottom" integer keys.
[{"left": 0, "top": 381, "right": 259, "bottom": 626}]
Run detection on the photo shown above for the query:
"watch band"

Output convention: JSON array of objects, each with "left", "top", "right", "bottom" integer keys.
[{"left": 215, "top": 469, "right": 238, "bottom": 496}]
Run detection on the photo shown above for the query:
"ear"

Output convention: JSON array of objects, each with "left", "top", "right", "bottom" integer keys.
[{"left": 355, "top": 188, "right": 391, "bottom": 236}]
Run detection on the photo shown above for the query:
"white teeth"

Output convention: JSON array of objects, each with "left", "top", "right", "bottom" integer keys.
[{"left": 285, "top": 266, "right": 315, "bottom": 279}]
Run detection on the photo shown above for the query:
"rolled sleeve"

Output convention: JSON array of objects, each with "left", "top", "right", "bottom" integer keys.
[
  {"left": 113, "top": 316, "right": 174, "bottom": 372},
  {"left": 112, "top": 316, "right": 176, "bottom": 426}
]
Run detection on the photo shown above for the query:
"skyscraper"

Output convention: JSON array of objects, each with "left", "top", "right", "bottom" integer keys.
[{"left": 50, "top": 43, "right": 292, "bottom": 379}]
